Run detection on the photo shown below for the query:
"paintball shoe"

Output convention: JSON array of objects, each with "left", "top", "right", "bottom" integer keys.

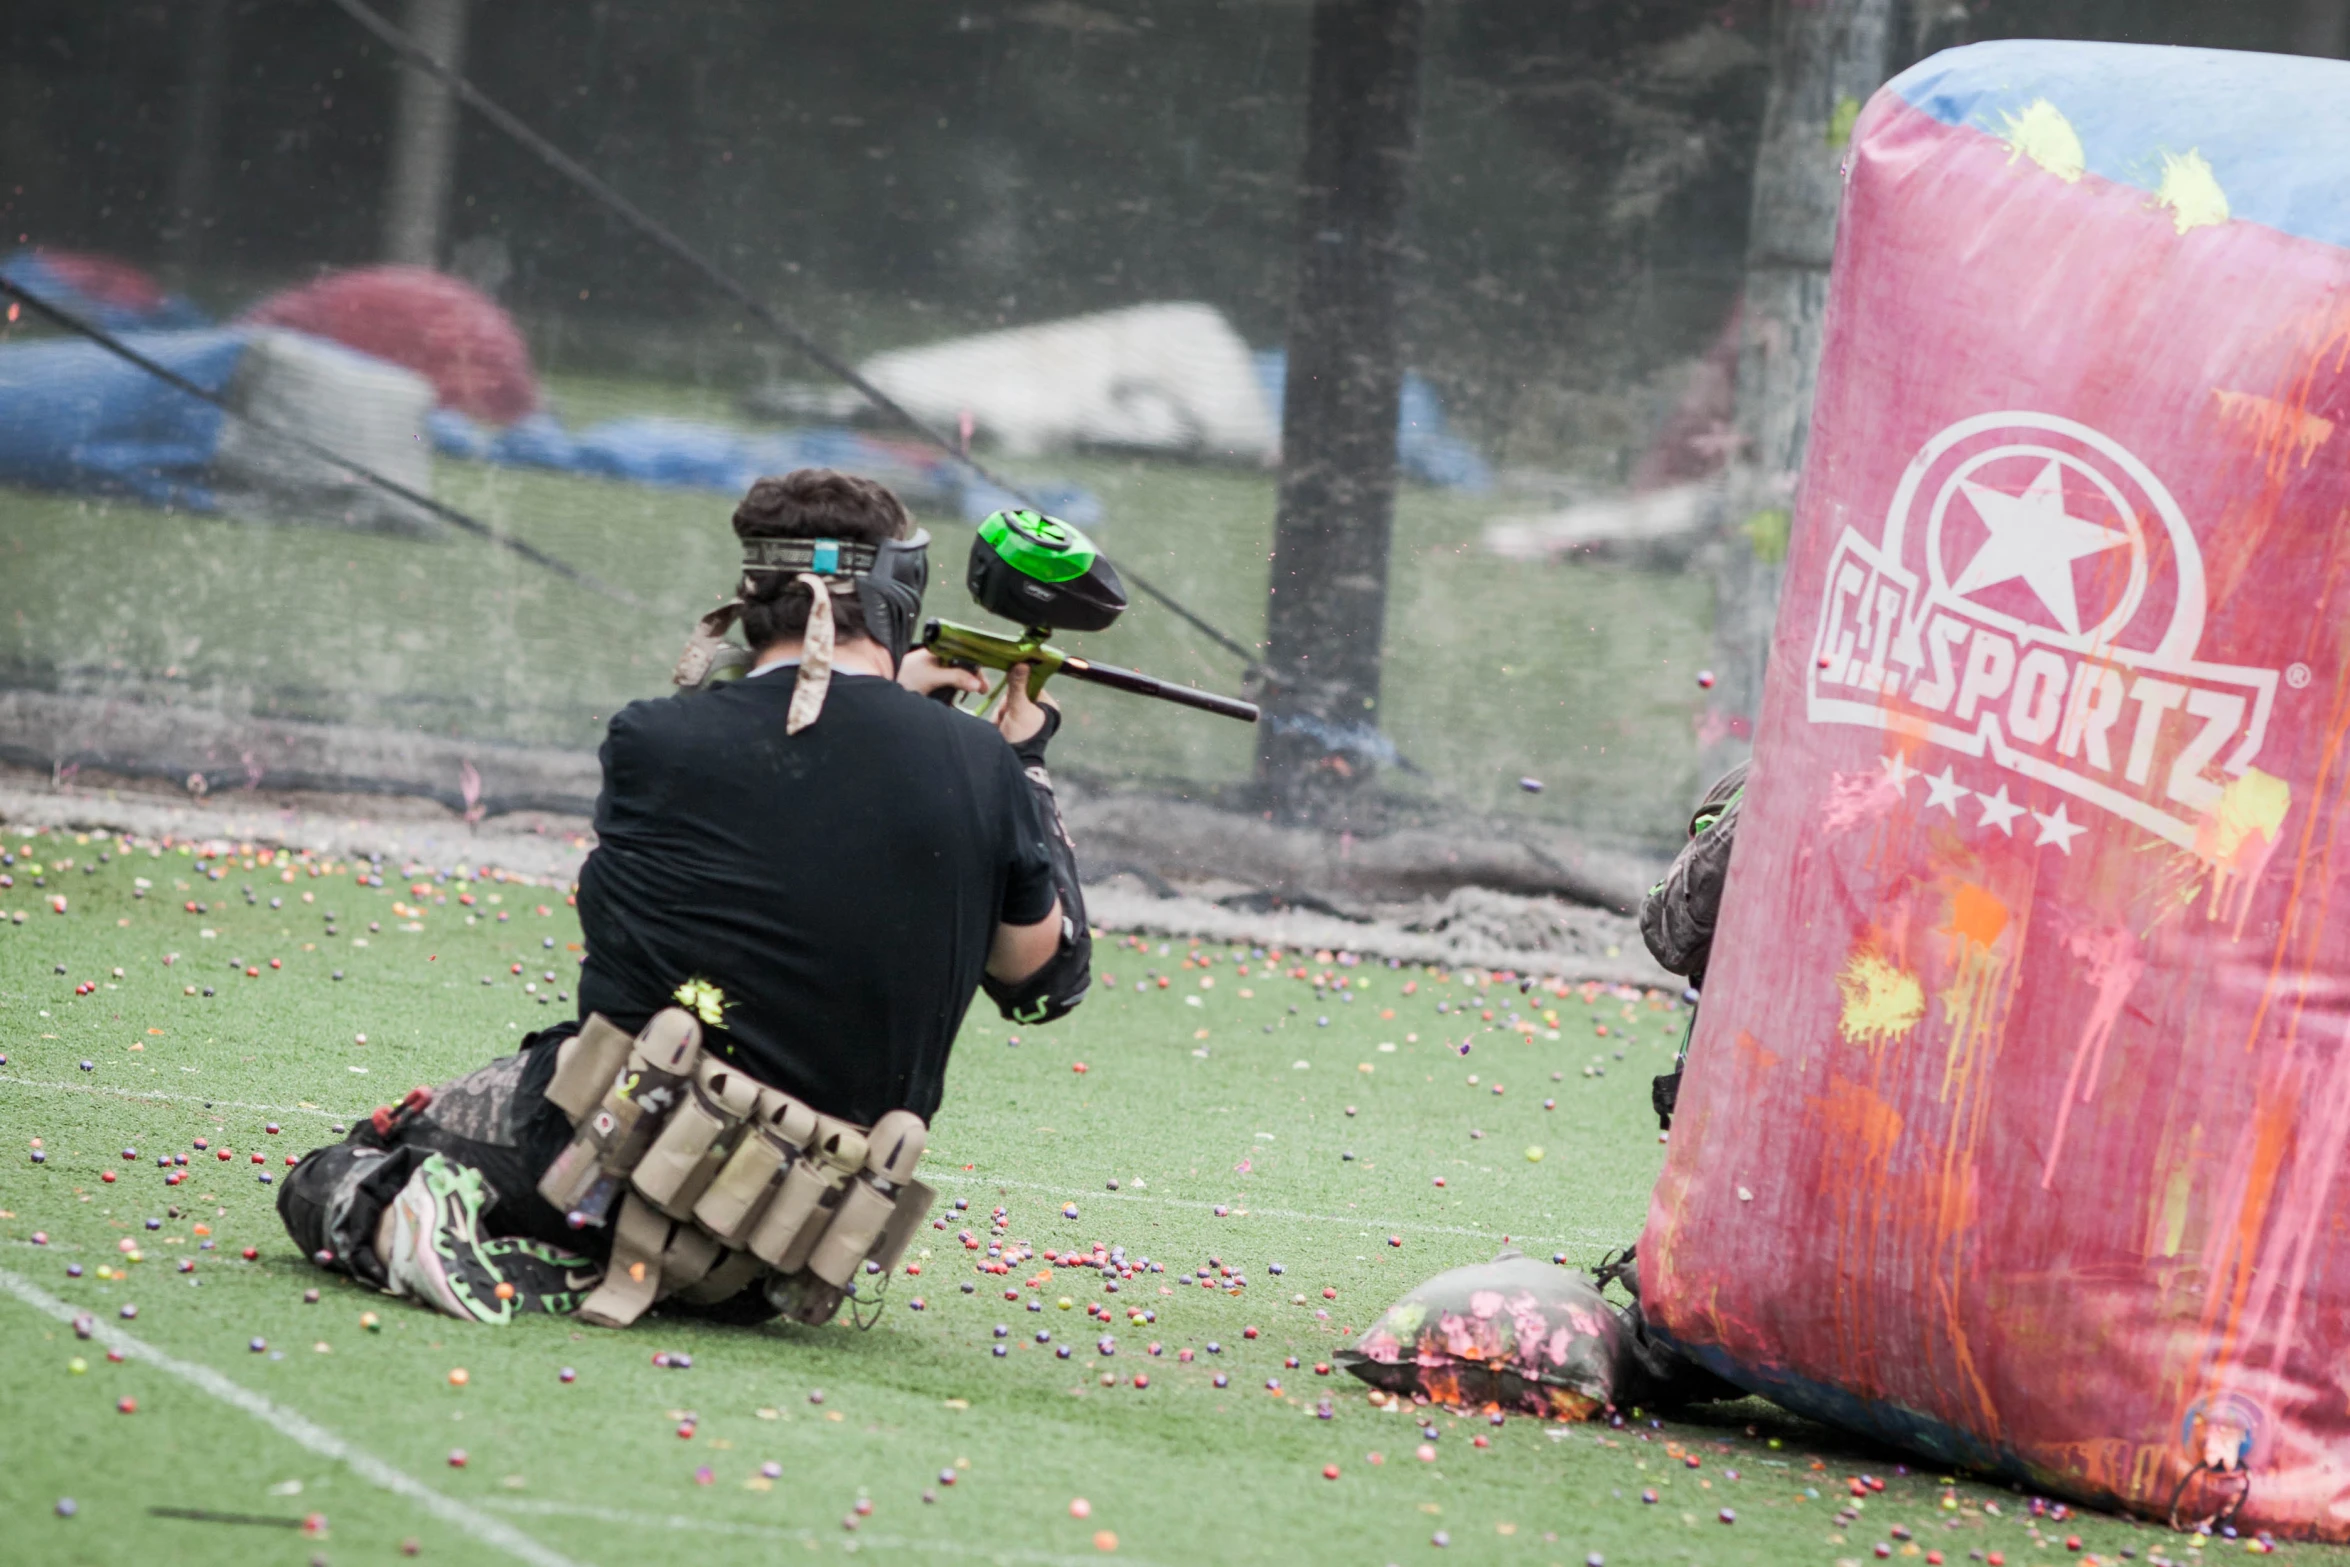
[{"left": 380, "top": 1154, "right": 601, "bottom": 1323}]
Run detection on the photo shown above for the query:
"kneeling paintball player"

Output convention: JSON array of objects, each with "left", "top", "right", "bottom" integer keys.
[
  {"left": 279, "top": 468, "right": 1091, "bottom": 1327},
  {"left": 1589, "top": 761, "right": 1748, "bottom": 1312},
  {"left": 1639, "top": 761, "right": 1745, "bottom": 1132}
]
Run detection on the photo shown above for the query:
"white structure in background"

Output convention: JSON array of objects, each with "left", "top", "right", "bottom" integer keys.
[
  {"left": 1481, "top": 478, "right": 1721, "bottom": 567},
  {"left": 762, "top": 302, "right": 1278, "bottom": 462},
  {"left": 214, "top": 329, "right": 440, "bottom": 534}
]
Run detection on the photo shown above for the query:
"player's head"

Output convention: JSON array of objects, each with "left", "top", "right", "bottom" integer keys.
[{"left": 731, "top": 469, "right": 915, "bottom": 651}]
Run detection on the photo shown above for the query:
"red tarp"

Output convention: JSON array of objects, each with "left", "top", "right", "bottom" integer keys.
[
  {"left": 243, "top": 265, "right": 538, "bottom": 425},
  {"left": 1642, "top": 41, "right": 2350, "bottom": 1540}
]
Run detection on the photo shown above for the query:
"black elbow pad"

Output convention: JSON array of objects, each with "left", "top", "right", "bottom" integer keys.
[
  {"left": 982, "top": 907, "right": 1092, "bottom": 1025},
  {"left": 983, "top": 761, "right": 1092, "bottom": 1025}
]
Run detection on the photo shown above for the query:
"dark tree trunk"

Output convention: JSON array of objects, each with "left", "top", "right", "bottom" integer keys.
[
  {"left": 1904, "top": 0, "right": 1972, "bottom": 62},
  {"left": 164, "top": 0, "right": 232, "bottom": 281},
  {"left": 1255, "top": 0, "right": 1427, "bottom": 829},
  {"left": 2298, "top": 0, "right": 2350, "bottom": 57},
  {"left": 380, "top": 0, "right": 471, "bottom": 268},
  {"left": 1701, "top": 0, "right": 1895, "bottom": 781}
]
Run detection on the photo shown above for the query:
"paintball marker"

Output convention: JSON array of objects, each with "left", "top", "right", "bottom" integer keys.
[{"left": 923, "top": 509, "right": 1259, "bottom": 724}]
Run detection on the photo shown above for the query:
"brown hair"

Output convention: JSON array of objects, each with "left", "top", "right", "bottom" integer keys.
[{"left": 731, "top": 469, "right": 912, "bottom": 647}]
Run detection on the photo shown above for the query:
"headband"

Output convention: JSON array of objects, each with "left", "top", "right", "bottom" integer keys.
[
  {"left": 740, "top": 537, "right": 879, "bottom": 577},
  {"left": 673, "top": 536, "right": 874, "bottom": 733}
]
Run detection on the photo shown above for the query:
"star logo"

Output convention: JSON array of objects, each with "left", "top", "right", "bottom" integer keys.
[
  {"left": 1922, "top": 766, "right": 1970, "bottom": 816},
  {"left": 2032, "top": 802, "right": 2088, "bottom": 855},
  {"left": 1948, "top": 459, "right": 2131, "bottom": 636},
  {"left": 1976, "top": 785, "right": 2028, "bottom": 835},
  {"left": 1809, "top": 412, "right": 2288, "bottom": 855}
]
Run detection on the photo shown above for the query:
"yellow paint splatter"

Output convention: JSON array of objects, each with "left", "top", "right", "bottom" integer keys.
[
  {"left": 1837, "top": 949, "right": 1926, "bottom": 1047},
  {"left": 2195, "top": 767, "right": 2290, "bottom": 936},
  {"left": 1999, "top": 99, "right": 2086, "bottom": 183},
  {"left": 1826, "top": 95, "right": 1862, "bottom": 149},
  {"left": 2159, "top": 1162, "right": 2194, "bottom": 1258},
  {"left": 2155, "top": 148, "right": 2230, "bottom": 234},
  {"left": 2213, "top": 389, "right": 2336, "bottom": 471}
]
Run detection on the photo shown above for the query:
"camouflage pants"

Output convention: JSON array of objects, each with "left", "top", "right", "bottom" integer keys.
[{"left": 277, "top": 1033, "right": 596, "bottom": 1289}]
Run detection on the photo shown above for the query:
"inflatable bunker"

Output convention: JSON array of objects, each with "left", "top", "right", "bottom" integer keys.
[{"left": 1642, "top": 41, "right": 2350, "bottom": 1540}]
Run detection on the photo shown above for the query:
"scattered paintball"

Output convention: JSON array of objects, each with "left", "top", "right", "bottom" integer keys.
[{"left": 6, "top": 12, "right": 2340, "bottom": 1565}]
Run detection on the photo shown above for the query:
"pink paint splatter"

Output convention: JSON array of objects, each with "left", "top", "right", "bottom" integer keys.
[
  {"left": 1821, "top": 765, "right": 1905, "bottom": 833},
  {"left": 2040, "top": 924, "right": 2145, "bottom": 1190},
  {"left": 1506, "top": 1292, "right": 1550, "bottom": 1362},
  {"left": 2235, "top": 1017, "right": 2350, "bottom": 1373}
]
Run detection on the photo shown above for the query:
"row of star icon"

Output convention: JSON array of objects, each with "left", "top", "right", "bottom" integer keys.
[{"left": 1877, "top": 753, "right": 2089, "bottom": 853}]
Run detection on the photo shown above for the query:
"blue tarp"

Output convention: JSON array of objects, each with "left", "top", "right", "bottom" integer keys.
[
  {"left": 0, "top": 328, "right": 246, "bottom": 509},
  {"left": 1251, "top": 350, "right": 1494, "bottom": 492},
  {"left": 428, "top": 409, "right": 1102, "bottom": 525}
]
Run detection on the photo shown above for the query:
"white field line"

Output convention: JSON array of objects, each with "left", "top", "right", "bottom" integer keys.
[
  {"left": 481, "top": 1497, "right": 1165, "bottom": 1566},
  {"left": 0, "top": 1072, "right": 1626, "bottom": 1254},
  {"left": 0, "top": 1264, "right": 589, "bottom": 1567}
]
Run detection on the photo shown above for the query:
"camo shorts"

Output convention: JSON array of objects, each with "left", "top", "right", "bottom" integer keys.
[{"left": 277, "top": 1027, "right": 591, "bottom": 1285}]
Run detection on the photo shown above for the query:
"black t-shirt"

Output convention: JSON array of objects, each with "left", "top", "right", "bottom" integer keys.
[{"left": 574, "top": 670, "right": 1056, "bottom": 1125}]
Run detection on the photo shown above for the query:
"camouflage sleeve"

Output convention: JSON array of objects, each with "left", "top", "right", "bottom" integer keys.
[{"left": 1638, "top": 788, "right": 1742, "bottom": 987}]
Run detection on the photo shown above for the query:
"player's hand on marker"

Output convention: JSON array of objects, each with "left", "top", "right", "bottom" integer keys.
[
  {"left": 995, "top": 662, "right": 1059, "bottom": 753},
  {"left": 897, "top": 647, "right": 987, "bottom": 701}
]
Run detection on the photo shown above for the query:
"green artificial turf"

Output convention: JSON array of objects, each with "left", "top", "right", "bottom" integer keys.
[
  {"left": 0, "top": 830, "right": 2305, "bottom": 1567},
  {"left": 0, "top": 377, "right": 1708, "bottom": 841}
]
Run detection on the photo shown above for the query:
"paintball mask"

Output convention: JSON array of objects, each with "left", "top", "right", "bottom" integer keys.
[{"left": 739, "top": 530, "right": 932, "bottom": 670}]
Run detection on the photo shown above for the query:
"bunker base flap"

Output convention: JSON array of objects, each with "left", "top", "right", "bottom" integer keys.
[{"left": 1337, "top": 1249, "right": 1734, "bottom": 1418}]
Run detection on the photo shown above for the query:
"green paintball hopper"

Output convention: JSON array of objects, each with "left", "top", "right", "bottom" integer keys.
[{"left": 967, "top": 509, "right": 1127, "bottom": 632}]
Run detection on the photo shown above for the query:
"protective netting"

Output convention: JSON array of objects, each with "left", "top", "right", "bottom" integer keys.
[{"left": 7, "top": 0, "right": 2281, "bottom": 853}]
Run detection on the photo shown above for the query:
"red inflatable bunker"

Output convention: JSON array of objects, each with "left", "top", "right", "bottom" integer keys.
[
  {"left": 243, "top": 265, "right": 538, "bottom": 425},
  {"left": 1643, "top": 42, "right": 2350, "bottom": 1539}
]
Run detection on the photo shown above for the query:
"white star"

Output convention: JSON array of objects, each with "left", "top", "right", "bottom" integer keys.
[
  {"left": 1976, "top": 784, "right": 2028, "bottom": 835},
  {"left": 1879, "top": 753, "right": 1919, "bottom": 794},
  {"left": 2032, "top": 801, "right": 2088, "bottom": 855},
  {"left": 1922, "top": 766, "right": 1970, "bottom": 816},
  {"left": 1949, "top": 458, "right": 2130, "bottom": 636}
]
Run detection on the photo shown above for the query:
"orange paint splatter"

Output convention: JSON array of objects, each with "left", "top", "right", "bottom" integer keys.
[
  {"left": 1935, "top": 880, "right": 2020, "bottom": 1107},
  {"left": 1944, "top": 882, "right": 2011, "bottom": 951},
  {"left": 1811, "top": 1075, "right": 1906, "bottom": 1394},
  {"left": 2212, "top": 388, "right": 2335, "bottom": 474}
]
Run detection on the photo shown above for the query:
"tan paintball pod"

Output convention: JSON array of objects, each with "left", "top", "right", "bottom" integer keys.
[
  {"left": 630, "top": 1058, "right": 765, "bottom": 1221},
  {"left": 535, "top": 1008, "right": 940, "bottom": 1327},
  {"left": 806, "top": 1110, "right": 929, "bottom": 1288},
  {"left": 743, "top": 1114, "right": 867, "bottom": 1273},
  {"left": 537, "top": 1010, "right": 702, "bottom": 1227},
  {"left": 689, "top": 1091, "right": 820, "bottom": 1246}
]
